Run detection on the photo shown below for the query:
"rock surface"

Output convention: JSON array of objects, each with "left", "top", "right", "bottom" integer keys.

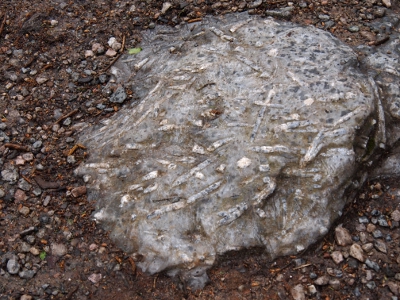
[{"left": 75, "top": 13, "right": 390, "bottom": 288}]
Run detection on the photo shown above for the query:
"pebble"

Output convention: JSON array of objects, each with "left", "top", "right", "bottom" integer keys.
[
  {"left": 19, "top": 206, "right": 30, "bottom": 216},
  {"left": 362, "top": 243, "right": 374, "bottom": 252},
  {"left": 71, "top": 186, "right": 86, "bottom": 197},
  {"left": 265, "top": 7, "right": 294, "bottom": 18},
  {"left": 359, "top": 216, "right": 369, "bottom": 223},
  {"left": 331, "top": 251, "right": 344, "bottom": 264},
  {"left": 365, "top": 258, "right": 380, "bottom": 272},
  {"left": 392, "top": 210, "right": 400, "bottom": 222},
  {"left": 67, "top": 155, "right": 76, "bottom": 164},
  {"left": 348, "top": 25, "right": 360, "bottom": 33},
  {"left": 105, "top": 49, "right": 117, "bottom": 57},
  {"left": 30, "top": 247, "right": 40, "bottom": 256},
  {"left": 20, "top": 295, "right": 33, "bottom": 300},
  {"left": 18, "top": 179, "right": 32, "bottom": 191},
  {"left": 109, "top": 86, "right": 127, "bottom": 103},
  {"left": 2, "top": 168, "right": 19, "bottom": 183},
  {"left": 7, "top": 259, "right": 20, "bottom": 274},
  {"left": 367, "top": 223, "right": 376, "bottom": 232},
  {"left": 314, "top": 275, "right": 329, "bottom": 285},
  {"left": 350, "top": 243, "right": 365, "bottom": 262},
  {"left": 329, "top": 279, "right": 341, "bottom": 290},
  {"left": 366, "top": 281, "right": 376, "bottom": 289},
  {"left": 382, "top": 0, "right": 391, "bottom": 7},
  {"left": 20, "top": 242, "right": 31, "bottom": 252},
  {"left": 372, "top": 230, "right": 383, "bottom": 238},
  {"left": 51, "top": 243, "right": 67, "bottom": 256},
  {"left": 92, "top": 42, "right": 105, "bottom": 54},
  {"left": 0, "top": 188, "right": 5, "bottom": 198},
  {"left": 14, "top": 189, "right": 28, "bottom": 201},
  {"left": 19, "top": 269, "right": 36, "bottom": 279},
  {"left": 290, "top": 284, "right": 305, "bottom": 300},
  {"left": 318, "top": 14, "right": 330, "bottom": 21},
  {"left": 378, "top": 217, "right": 389, "bottom": 227},
  {"left": 88, "top": 273, "right": 102, "bottom": 284},
  {"left": 335, "top": 225, "right": 353, "bottom": 246},
  {"left": 32, "top": 140, "right": 42, "bottom": 149},
  {"left": 22, "top": 153, "right": 34, "bottom": 161},
  {"left": 36, "top": 77, "right": 48, "bottom": 84},
  {"left": 374, "top": 239, "right": 387, "bottom": 253}
]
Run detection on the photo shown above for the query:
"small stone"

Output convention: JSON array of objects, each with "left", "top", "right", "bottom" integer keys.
[
  {"left": 43, "top": 196, "right": 51, "bottom": 206},
  {"left": 360, "top": 31, "right": 376, "bottom": 42},
  {"left": 32, "top": 140, "right": 42, "bottom": 149},
  {"left": 372, "top": 230, "right": 383, "bottom": 239},
  {"left": 7, "top": 259, "right": 20, "bottom": 274},
  {"left": 88, "top": 273, "right": 102, "bottom": 284},
  {"left": 67, "top": 155, "right": 76, "bottom": 164},
  {"left": 71, "top": 186, "right": 86, "bottom": 198},
  {"left": 19, "top": 206, "right": 30, "bottom": 216},
  {"left": 51, "top": 243, "right": 67, "bottom": 256},
  {"left": 2, "top": 168, "right": 19, "bottom": 183},
  {"left": 378, "top": 217, "right": 389, "bottom": 227},
  {"left": 308, "top": 285, "right": 317, "bottom": 295},
  {"left": 331, "top": 251, "right": 344, "bottom": 264},
  {"left": 105, "top": 49, "right": 117, "bottom": 57},
  {"left": 335, "top": 225, "right": 353, "bottom": 246},
  {"left": 15, "top": 156, "right": 26, "bottom": 165},
  {"left": 0, "top": 188, "right": 5, "bottom": 198},
  {"left": 110, "top": 86, "right": 127, "bottom": 104},
  {"left": 387, "top": 282, "right": 399, "bottom": 295},
  {"left": 374, "top": 239, "right": 387, "bottom": 253},
  {"left": 14, "top": 189, "right": 28, "bottom": 202},
  {"left": 395, "top": 273, "right": 400, "bottom": 281},
  {"left": 365, "top": 259, "right": 380, "bottom": 272},
  {"left": 329, "top": 279, "right": 341, "bottom": 290},
  {"left": 30, "top": 247, "right": 40, "bottom": 256},
  {"left": 92, "top": 43, "right": 105, "bottom": 54},
  {"left": 349, "top": 243, "right": 365, "bottom": 262},
  {"left": 63, "top": 117, "right": 72, "bottom": 126},
  {"left": 18, "top": 179, "right": 32, "bottom": 191},
  {"left": 362, "top": 243, "right": 374, "bottom": 252},
  {"left": 85, "top": 50, "right": 94, "bottom": 57},
  {"left": 318, "top": 14, "right": 330, "bottom": 21},
  {"left": 366, "top": 281, "right": 376, "bottom": 290},
  {"left": 19, "top": 242, "right": 31, "bottom": 252},
  {"left": 290, "top": 284, "right": 305, "bottom": 300},
  {"left": 22, "top": 153, "right": 34, "bottom": 161},
  {"left": 265, "top": 7, "right": 294, "bottom": 19},
  {"left": 36, "top": 77, "right": 48, "bottom": 84},
  {"left": 348, "top": 25, "right": 360, "bottom": 33},
  {"left": 392, "top": 210, "right": 400, "bottom": 222},
  {"left": 19, "top": 269, "right": 36, "bottom": 279},
  {"left": 20, "top": 295, "right": 33, "bottom": 300},
  {"left": 374, "top": 7, "right": 386, "bottom": 18},
  {"left": 367, "top": 223, "right": 376, "bottom": 232},
  {"left": 89, "top": 243, "right": 98, "bottom": 251},
  {"left": 314, "top": 275, "right": 329, "bottom": 285},
  {"left": 382, "top": 0, "right": 391, "bottom": 7}
]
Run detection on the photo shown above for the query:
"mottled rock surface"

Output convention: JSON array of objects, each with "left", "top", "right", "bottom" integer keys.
[{"left": 75, "top": 13, "right": 384, "bottom": 288}]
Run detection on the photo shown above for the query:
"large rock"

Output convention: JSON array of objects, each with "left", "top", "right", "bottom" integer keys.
[{"left": 75, "top": 13, "right": 386, "bottom": 288}]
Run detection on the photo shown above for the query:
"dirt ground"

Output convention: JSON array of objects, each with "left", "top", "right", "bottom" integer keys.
[{"left": 1, "top": 0, "right": 400, "bottom": 299}]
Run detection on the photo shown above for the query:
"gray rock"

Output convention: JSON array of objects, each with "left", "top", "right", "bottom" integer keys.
[
  {"left": 0, "top": 188, "right": 5, "bottom": 198},
  {"left": 373, "top": 230, "right": 383, "bottom": 238},
  {"left": 1, "top": 168, "right": 19, "bottom": 184},
  {"left": 74, "top": 13, "right": 390, "bottom": 288},
  {"left": 18, "top": 179, "right": 32, "bottom": 191},
  {"left": 19, "top": 269, "right": 36, "bottom": 279},
  {"left": 32, "top": 140, "right": 42, "bottom": 149},
  {"left": 365, "top": 258, "right": 380, "bottom": 272},
  {"left": 366, "top": 281, "right": 376, "bottom": 290},
  {"left": 359, "top": 216, "right": 369, "bottom": 224},
  {"left": 7, "top": 259, "right": 20, "bottom": 274},
  {"left": 109, "top": 86, "right": 127, "bottom": 103},
  {"left": 348, "top": 25, "right": 360, "bottom": 32},
  {"left": 331, "top": 251, "right": 344, "bottom": 264},
  {"left": 265, "top": 7, "right": 294, "bottom": 18}
]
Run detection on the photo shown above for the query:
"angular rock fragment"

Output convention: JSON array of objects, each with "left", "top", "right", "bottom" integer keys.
[{"left": 75, "top": 13, "right": 384, "bottom": 288}]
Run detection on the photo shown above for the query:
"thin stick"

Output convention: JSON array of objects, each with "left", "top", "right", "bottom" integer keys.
[
  {"left": 0, "top": 13, "right": 6, "bottom": 37},
  {"left": 104, "top": 35, "right": 126, "bottom": 72},
  {"left": 4, "top": 143, "right": 29, "bottom": 152},
  {"left": 293, "top": 263, "right": 312, "bottom": 270},
  {"left": 54, "top": 109, "right": 78, "bottom": 125}
]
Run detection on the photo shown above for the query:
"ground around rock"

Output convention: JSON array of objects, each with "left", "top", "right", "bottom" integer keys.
[{"left": 1, "top": 0, "right": 400, "bottom": 299}]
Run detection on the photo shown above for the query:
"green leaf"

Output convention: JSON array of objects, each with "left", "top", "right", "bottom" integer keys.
[
  {"left": 128, "top": 48, "right": 142, "bottom": 54},
  {"left": 39, "top": 251, "right": 47, "bottom": 260}
]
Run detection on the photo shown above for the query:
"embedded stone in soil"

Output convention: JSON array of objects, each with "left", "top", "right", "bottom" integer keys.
[{"left": 75, "top": 13, "right": 386, "bottom": 289}]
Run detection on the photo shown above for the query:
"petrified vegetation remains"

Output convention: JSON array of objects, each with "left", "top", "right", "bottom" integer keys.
[{"left": 75, "top": 13, "right": 399, "bottom": 289}]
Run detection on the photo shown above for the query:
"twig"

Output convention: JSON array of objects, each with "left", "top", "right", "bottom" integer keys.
[
  {"left": 64, "top": 286, "right": 78, "bottom": 300},
  {"left": 0, "top": 13, "right": 6, "bottom": 37},
  {"left": 4, "top": 143, "right": 29, "bottom": 152},
  {"left": 188, "top": 18, "right": 202, "bottom": 23},
  {"left": 104, "top": 35, "right": 126, "bottom": 72},
  {"left": 293, "top": 263, "right": 312, "bottom": 270},
  {"left": 21, "top": 174, "right": 32, "bottom": 184},
  {"left": 369, "top": 36, "right": 390, "bottom": 46},
  {"left": 68, "top": 143, "right": 87, "bottom": 156},
  {"left": 54, "top": 109, "right": 78, "bottom": 125}
]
